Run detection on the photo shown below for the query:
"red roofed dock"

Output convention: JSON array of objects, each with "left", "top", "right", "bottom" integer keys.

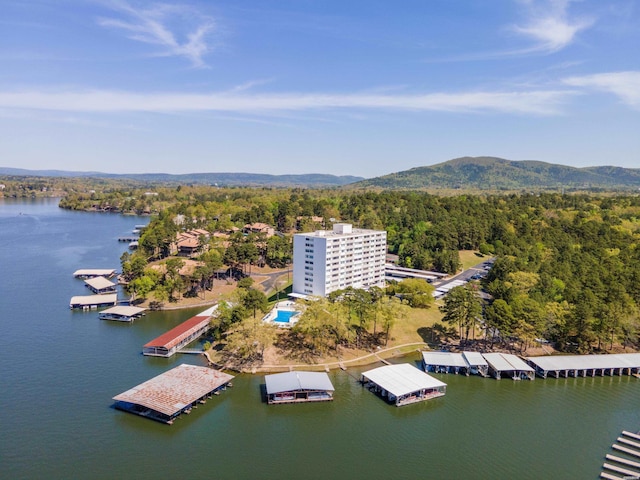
[{"left": 143, "top": 305, "right": 218, "bottom": 358}]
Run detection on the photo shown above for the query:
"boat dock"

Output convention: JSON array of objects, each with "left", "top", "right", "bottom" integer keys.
[
  {"left": 84, "top": 276, "right": 117, "bottom": 294},
  {"left": 600, "top": 430, "right": 640, "bottom": 479},
  {"left": 99, "top": 305, "right": 146, "bottom": 322},
  {"left": 118, "top": 236, "right": 139, "bottom": 242},
  {"left": 73, "top": 269, "right": 116, "bottom": 279},
  {"left": 527, "top": 354, "right": 640, "bottom": 379},
  {"left": 112, "top": 364, "right": 234, "bottom": 425},
  {"left": 422, "top": 351, "right": 489, "bottom": 376},
  {"left": 70, "top": 293, "right": 117, "bottom": 310},
  {"left": 483, "top": 353, "right": 535, "bottom": 380},
  {"left": 142, "top": 305, "right": 218, "bottom": 357},
  {"left": 361, "top": 363, "right": 446, "bottom": 406},
  {"left": 265, "top": 371, "right": 335, "bottom": 404}
]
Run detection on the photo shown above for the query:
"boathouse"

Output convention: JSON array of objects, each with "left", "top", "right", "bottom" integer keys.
[
  {"left": 142, "top": 305, "right": 217, "bottom": 357},
  {"left": 526, "top": 353, "right": 640, "bottom": 379},
  {"left": 70, "top": 293, "right": 117, "bottom": 309},
  {"left": 483, "top": 353, "right": 535, "bottom": 380},
  {"left": 112, "top": 364, "right": 234, "bottom": 425},
  {"left": 361, "top": 363, "right": 446, "bottom": 407},
  {"left": 73, "top": 268, "right": 116, "bottom": 279},
  {"left": 99, "top": 305, "right": 146, "bottom": 322},
  {"left": 462, "top": 351, "right": 489, "bottom": 377},
  {"left": 422, "top": 351, "right": 469, "bottom": 374},
  {"left": 84, "top": 276, "right": 117, "bottom": 294},
  {"left": 265, "top": 371, "right": 335, "bottom": 404}
]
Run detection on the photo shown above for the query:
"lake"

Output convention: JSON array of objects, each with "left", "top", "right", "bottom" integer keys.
[{"left": 0, "top": 198, "right": 638, "bottom": 479}]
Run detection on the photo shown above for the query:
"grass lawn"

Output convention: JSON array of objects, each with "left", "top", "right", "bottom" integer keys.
[
  {"left": 387, "top": 305, "right": 444, "bottom": 346},
  {"left": 459, "top": 249, "right": 486, "bottom": 270}
]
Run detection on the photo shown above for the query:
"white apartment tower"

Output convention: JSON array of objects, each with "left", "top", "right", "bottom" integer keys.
[{"left": 292, "top": 223, "right": 387, "bottom": 297}]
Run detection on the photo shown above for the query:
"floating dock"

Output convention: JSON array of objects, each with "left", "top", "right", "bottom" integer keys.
[
  {"left": 73, "top": 269, "right": 116, "bottom": 279},
  {"left": 99, "top": 305, "right": 146, "bottom": 322},
  {"left": 84, "top": 276, "right": 117, "bottom": 294},
  {"left": 70, "top": 293, "right": 117, "bottom": 310},
  {"left": 265, "top": 371, "right": 334, "bottom": 404},
  {"left": 600, "top": 430, "right": 640, "bottom": 479},
  {"left": 483, "top": 353, "right": 535, "bottom": 380},
  {"left": 361, "top": 363, "right": 446, "bottom": 407},
  {"left": 526, "top": 354, "right": 640, "bottom": 379},
  {"left": 142, "top": 305, "right": 217, "bottom": 357},
  {"left": 112, "top": 364, "right": 234, "bottom": 425}
]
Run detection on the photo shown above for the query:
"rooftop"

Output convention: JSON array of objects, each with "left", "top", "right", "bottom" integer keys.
[
  {"left": 362, "top": 363, "right": 447, "bottom": 398},
  {"left": 112, "top": 364, "right": 234, "bottom": 417},
  {"left": 265, "top": 371, "right": 335, "bottom": 395}
]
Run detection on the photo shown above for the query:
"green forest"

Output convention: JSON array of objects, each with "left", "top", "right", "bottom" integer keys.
[{"left": 36, "top": 182, "right": 640, "bottom": 355}]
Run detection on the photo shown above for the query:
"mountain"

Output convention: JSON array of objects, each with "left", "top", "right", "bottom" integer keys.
[
  {"left": 354, "top": 157, "right": 640, "bottom": 190},
  {"left": 0, "top": 167, "right": 363, "bottom": 187}
]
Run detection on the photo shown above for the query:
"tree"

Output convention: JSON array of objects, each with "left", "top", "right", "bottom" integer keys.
[
  {"left": 440, "top": 284, "right": 483, "bottom": 343},
  {"left": 241, "top": 287, "right": 268, "bottom": 319},
  {"left": 395, "top": 278, "right": 435, "bottom": 309}
]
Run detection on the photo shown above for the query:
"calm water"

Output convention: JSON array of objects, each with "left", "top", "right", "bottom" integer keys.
[{"left": 0, "top": 198, "right": 638, "bottom": 480}]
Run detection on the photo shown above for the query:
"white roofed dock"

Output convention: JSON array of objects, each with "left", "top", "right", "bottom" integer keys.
[
  {"left": 70, "top": 293, "right": 117, "bottom": 309},
  {"left": 73, "top": 269, "right": 116, "bottom": 278},
  {"left": 99, "top": 305, "right": 146, "bottom": 322},
  {"left": 483, "top": 353, "right": 535, "bottom": 380},
  {"left": 84, "top": 276, "right": 117, "bottom": 294},
  {"left": 264, "top": 371, "right": 334, "bottom": 404},
  {"left": 361, "top": 363, "right": 446, "bottom": 406},
  {"left": 422, "top": 351, "right": 489, "bottom": 377},
  {"left": 526, "top": 353, "right": 640, "bottom": 379}
]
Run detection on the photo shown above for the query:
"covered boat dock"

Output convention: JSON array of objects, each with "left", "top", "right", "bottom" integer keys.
[
  {"left": 422, "top": 351, "right": 489, "bottom": 377},
  {"left": 361, "top": 363, "right": 446, "bottom": 406},
  {"left": 99, "top": 305, "right": 146, "bottom": 322},
  {"left": 265, "top": 371, "right": 334, "bottom": 404},
  {"left": 70, "top": 293, "right": 117, "bottom": 310},
  {"left": 142, "top": 305, "right": 217, "bottom": 357},
  {"left": 526, "top": 353, "right": 640, "bottom": 379},
  {"left": 462, "top": 351, "right": 489, "bottom": 377},
  {"left": 483, "top": 353, "right": 535, "bottom": 380},
  {"left": 73, "top": 269, "right": 116, "bottom": 279},
  {"left": 112, "top": 364, "right": 234, "bottom": 424},
  {"left": 422, "top": 352, "right": 469, "bottom": 375},
  {"left": 84, "top": 276, "right": 117, "bottom": 294}
]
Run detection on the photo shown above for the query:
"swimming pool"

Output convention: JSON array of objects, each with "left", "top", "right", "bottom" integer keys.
[{"left": 274, "top": 310, "right": 298, "bottom": 323}]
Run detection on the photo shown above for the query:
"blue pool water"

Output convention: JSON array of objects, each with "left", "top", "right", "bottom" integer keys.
[{"left": 274, "top": 310, "right": 297, "bottom": 323}]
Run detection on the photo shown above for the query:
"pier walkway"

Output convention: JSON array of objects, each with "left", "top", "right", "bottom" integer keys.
[{"left": 600, "top": 430, "right": 640, "bottom": 479}]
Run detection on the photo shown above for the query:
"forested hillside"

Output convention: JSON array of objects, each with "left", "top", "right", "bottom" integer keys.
[{"left": 356, "top": 157, "right": 640, "bottom": 190}]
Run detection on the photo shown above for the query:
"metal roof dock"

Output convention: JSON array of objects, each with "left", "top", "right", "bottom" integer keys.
[
  {"left": 483, "top": 353, "right": 535, "bottom": 380},
  {"left": 142, "top": 305, "right": 217, "bottom": 357},
  {"left": 422, "top": 352, "right": 469, "bottom": 375},
  {"left": 99, "top": 305, "right": 146, "bottom": 322},
  {"left": 361, "top": 363, "right": 446, "bottom": 407},
  {"left": 73, "top": 269, "right": 116, "bottom": 279},
  {"left": 84, "top": 276, "right": 117, "bottom": 294},
  {"left": 70, "top": 293, "right": 117, "bottom": 310},
  {"left": 265, "top": 371, "right": 335, "bottom": 404},
  {"left": 462, "top": 351, "right": 489, "bottom": 377},
  {"left": 112, "top": 364, "right": 234, "bottom": 425},
  {"left": 422, "top": 351, "right": 489, "bottom": 376},
  {"left": 526, "top": 353, "right": 640, "bottom": 379}
]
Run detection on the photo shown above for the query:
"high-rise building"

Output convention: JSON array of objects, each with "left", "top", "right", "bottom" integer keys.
[{"left": 292, "top": 223, "right": 387, "bottom": 297}]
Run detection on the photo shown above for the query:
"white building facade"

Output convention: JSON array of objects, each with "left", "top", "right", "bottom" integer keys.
[{"left": 292, "top": 223, "right": 387, "bottom": 297}]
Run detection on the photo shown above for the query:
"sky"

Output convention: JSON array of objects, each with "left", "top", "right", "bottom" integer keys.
[{"left": 0, "top": 0, "right": 638, "bottom": 177}]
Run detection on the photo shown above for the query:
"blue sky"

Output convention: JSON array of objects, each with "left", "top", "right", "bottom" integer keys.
[{"left": 1, "top": 0, "right": 638, "bottom": 177}]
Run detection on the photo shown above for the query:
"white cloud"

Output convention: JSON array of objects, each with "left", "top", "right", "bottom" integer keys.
[
  {"left": 97, "top": 0, "right": 216, "bottom": 67},
  {"left": 510, "top": 0, "right": 594, "bottom": 54},
  {"left": 0, "top": 88, "right": 575, "bottom": 115},
  {"left": 563, "top": 71, "right": 640, "bottom": 109}
]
